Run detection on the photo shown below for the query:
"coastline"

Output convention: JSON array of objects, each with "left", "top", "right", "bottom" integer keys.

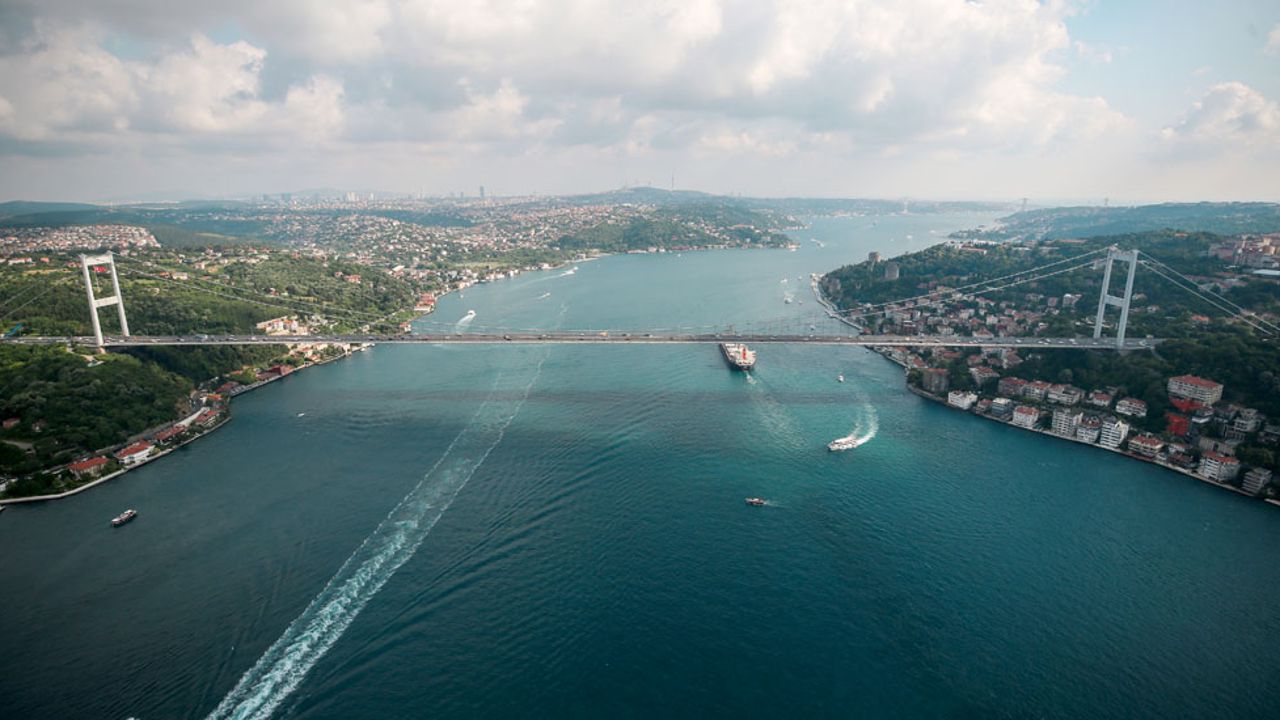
[
  {"left": 0, "top": 345, "right": 369, "bottom": 505},
  {"left": 0, "top": 413, "right": 231, "bottom": 505},
  {"left": 905, "top": 380, "right": 1270, "bottom": 506},
  {"left": 812, "top": 275, "right": 1273, "bottom": 508}
]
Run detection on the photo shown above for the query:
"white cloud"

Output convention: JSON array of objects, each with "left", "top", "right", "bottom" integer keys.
[
  {"left": 147, "top": 35, "right": 268, "bottom": 133},
  {"left": 0, "top": 30, "right": 346, "bottom": 145},
  {"left": 1266, "top": 23, "right": 1280, "bottom": 55},
  {"left": 282, "top": 75, "right": 346, "bottom": 143},
  {"left": 1161, "top": 82, "right": 1280, "bottom": 149},
  {"left": 0, "top": 24, "right": 139, "bottom": 141}
]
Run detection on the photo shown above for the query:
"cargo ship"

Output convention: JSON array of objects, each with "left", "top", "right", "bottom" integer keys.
[{"left": 720, "top": 343, "right": 756, "bottom": 371}]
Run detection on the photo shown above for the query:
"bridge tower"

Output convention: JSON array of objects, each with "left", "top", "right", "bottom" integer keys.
[
  {"left": 79, "top": 252, "right": 130, "bottom": 351},
  {"left": 1092, "top": 247, "right": 1138, "bottom": 348}
]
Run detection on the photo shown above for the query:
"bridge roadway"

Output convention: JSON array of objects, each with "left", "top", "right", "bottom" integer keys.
[{"left": 1, "top": 333, "right": 1159, "bottom": 350}]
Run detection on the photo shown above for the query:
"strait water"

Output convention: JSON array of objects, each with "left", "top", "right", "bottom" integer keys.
[{"left": 3, "top": 214, "right": 1280, "bottom": 719}]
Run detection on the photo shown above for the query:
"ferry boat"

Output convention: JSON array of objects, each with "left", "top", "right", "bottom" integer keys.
[
  {"left": 745, "top": 497, "right": 766, "bottom": 506},
  {"left": 827, "top": 436, "right": 864, "bottom": 452},
  {"left": 720, "top": 343, "right": 756, "bottom": 371},
  {"left": 111, "top": 509, "right": 137, "bottom": 527},
  {"left": 837, "top": 374, "right": 845, "bottom": 383}
]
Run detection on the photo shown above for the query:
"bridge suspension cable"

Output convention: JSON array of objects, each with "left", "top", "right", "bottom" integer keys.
[
  {"left": 824, "top": 247, "right": 1109, "bottom": 318},
  {"left": 1137, "top": 254, "right": 1279, "bottom": 336},
  {"left": 0, "top": 279, "right": 73, "bottom": 325}
]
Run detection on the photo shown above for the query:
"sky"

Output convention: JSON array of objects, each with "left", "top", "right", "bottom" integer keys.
[{"left": 0, "top": 0, "right": 1277, "bottom": 204}]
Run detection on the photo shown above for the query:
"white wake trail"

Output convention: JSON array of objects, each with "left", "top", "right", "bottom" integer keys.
[{"left": 207, "top": 351, "right": 549, "bottom": 720}]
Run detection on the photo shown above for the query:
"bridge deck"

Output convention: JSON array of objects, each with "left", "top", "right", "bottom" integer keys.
[{"left": 1, "top": 333, "right": 1160, "bottom": 350}]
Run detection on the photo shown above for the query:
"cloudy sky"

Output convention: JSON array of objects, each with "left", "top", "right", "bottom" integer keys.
[{"left": 0, "top": 0, "right": 1277, "bottom": 203}]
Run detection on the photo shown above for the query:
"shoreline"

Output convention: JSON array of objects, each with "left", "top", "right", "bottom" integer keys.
[
  {"left": 0, "top": 414, "right": 231, "bottom": 505},
  {"left": 905, "top": 380, "right": 1270, "bottom": 506},
  {"left": 812, "top": 277, "right": 1273, "bottom": 508},
  {"left": 0, "top": 345, "right": 368, "bottom": 505}
]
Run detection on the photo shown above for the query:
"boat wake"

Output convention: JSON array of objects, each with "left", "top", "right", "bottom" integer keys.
[
  {"left": 455, "top": 310, "right": 476, "bottom": 330},
  {"left": 205, "top": 350, "right": 550, "bottom": 720},
  {"left": 559, "top": 266, "right": 578, "bottom": 277},
  {"left": 536, "top": 292, "right": 551, "bottom": 300},
  {"left": 831, "top": 403, "right": 879, "bottom": 451}
]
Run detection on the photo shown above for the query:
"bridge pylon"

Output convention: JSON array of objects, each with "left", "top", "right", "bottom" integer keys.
[
  {"left": 79, "top": 252, "right": 130, "bottom": 352},
  {"left": 1092, "top": 247, "right": 1138, "bottom": 349}
]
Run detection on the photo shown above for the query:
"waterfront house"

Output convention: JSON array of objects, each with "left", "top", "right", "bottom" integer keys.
[
  {"left": 1115, "top": 398, "right": 1147, "bottom": 418},
  {"left": 115, "top": 441, "right": 154, "bottom": 467},
  {"left": 1242, "top": 468, "right": 1273, "bottom": 494},
  {"left": 1128, "top": 434, "right": 1164, "bottom": 458},
  {"left": 1198, "top": 452, "right": 1240, "bottom": 483},
  {"left": 1099, "top": 417, "right": 1130, "bottom": 449},
  {"left": 948, "top": 391, "right": 978, "bottom": 411},
  {"left": 154, "top": 425, "right": 187, "bottom": 444},
  {"left": 1012, "top": 405, "right": 1039, "bottom": 429},
  {"left": 989, "top": 398, "right": 1015, "bottom": 420},
  {"left": 1168, "top": 375, "right": 1224, "bottom": 405},
  {"left": 68, "top": 456, "right": 109, "bottom": 479},
  {"left": 1076, "top": 415, "right": 1102, "bottom": 443},
  {"left": 196, "top": 409, "right": 222, "bottom": 428},
  {"left": 1052, "top": 408, "right": 1083, "bottom": 437}
]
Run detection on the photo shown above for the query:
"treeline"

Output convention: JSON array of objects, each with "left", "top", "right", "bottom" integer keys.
[
  {"left": 0, "top": 345, "right": 192, "bottom": 474},
  {"left": 957, "top": 202, "right": 1280, "bottom": 240}
]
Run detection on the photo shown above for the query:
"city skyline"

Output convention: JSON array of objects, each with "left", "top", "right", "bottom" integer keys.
[{"left": 0, "top": 0, "right": 1277, "bottom": 203}]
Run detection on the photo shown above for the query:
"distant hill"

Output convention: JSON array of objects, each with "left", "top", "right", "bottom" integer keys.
[
  {"left": 0, "top": 201, "right": 102, "bottom": 219},
  {"left": 959, "top": 202, "right": 1280, "bottom": 240}
]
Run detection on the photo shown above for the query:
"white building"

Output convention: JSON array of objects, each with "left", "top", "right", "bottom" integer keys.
[
  {"left": 1047, "top": 384, "right": 1084, "bottom": 405},
  {"left": 1099, "top": 417, "right": 1130, "bottom": 449},
  {"left": 1075, "top": 416, "right": 1102, "bottom": 444},
  {"left": 1012, "top": 405, "right": 1039, "bottom": 429},
  {"left": 947, "top": 390, "right": 978, "bottom": 410},
  {"left": 1115, "top": 398, "right": 1147, "bottom": 418},
  {"left": 1198, "top": 452, "right": 1240, "bottom": 482},
  {"left": 1051, "top": 408, "right": 1082, "bottom": 437},
  {"left": 1167, "top": 375, "right": 1224, "bottom": 405},
  {"left": 1242, "top": 468, "right": 1273, "bottom": 494}
]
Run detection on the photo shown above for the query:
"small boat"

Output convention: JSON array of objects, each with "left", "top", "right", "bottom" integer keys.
[
  {"left": 837, "top": 374, "right": 845, "bottom": 383},
  {"left": 111, "top": 509, "right": 137, "bottom": 527},
  {"left": 828, "top": 436, "right": 863, "bottom": 452},
  {"left": 745, "top": 497, "right": 766, "bottom": 507}
]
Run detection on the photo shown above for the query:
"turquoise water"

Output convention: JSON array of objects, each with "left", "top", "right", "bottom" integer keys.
[{"left": 3, "top": 213, "right": 1280, "bottom": 718}]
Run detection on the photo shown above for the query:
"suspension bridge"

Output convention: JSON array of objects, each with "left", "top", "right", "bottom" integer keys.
[{"left": 0, "top": 245, "right": 1275, "bottom": 351}]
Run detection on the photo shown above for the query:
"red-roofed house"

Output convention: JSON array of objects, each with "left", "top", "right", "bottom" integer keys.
[
  {"left": 154, "top": 425, "right": 187, "bottom": 444},
  {"left": 1166, "top": 412, "right": 1191, "bottom": 437},
  {"left": 115, "top": 441, "right": 154, "bottom": 466},
  {"left": 68, "top": 456, "right": 109, "bottom": 478},
  {"left": 1128, "top": 434, "right": 1164, "bottom": 458},
  {"left": 1115, "top": 398, "right": 1147, "bottom": 418},
  {"left": 1168, "top": 375, "right": 1224, "bottom": 404}
]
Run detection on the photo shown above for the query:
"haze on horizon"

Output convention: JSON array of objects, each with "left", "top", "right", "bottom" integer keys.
[{"left": 0, "top": 0, "right": 1277, "bottom": 205}]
